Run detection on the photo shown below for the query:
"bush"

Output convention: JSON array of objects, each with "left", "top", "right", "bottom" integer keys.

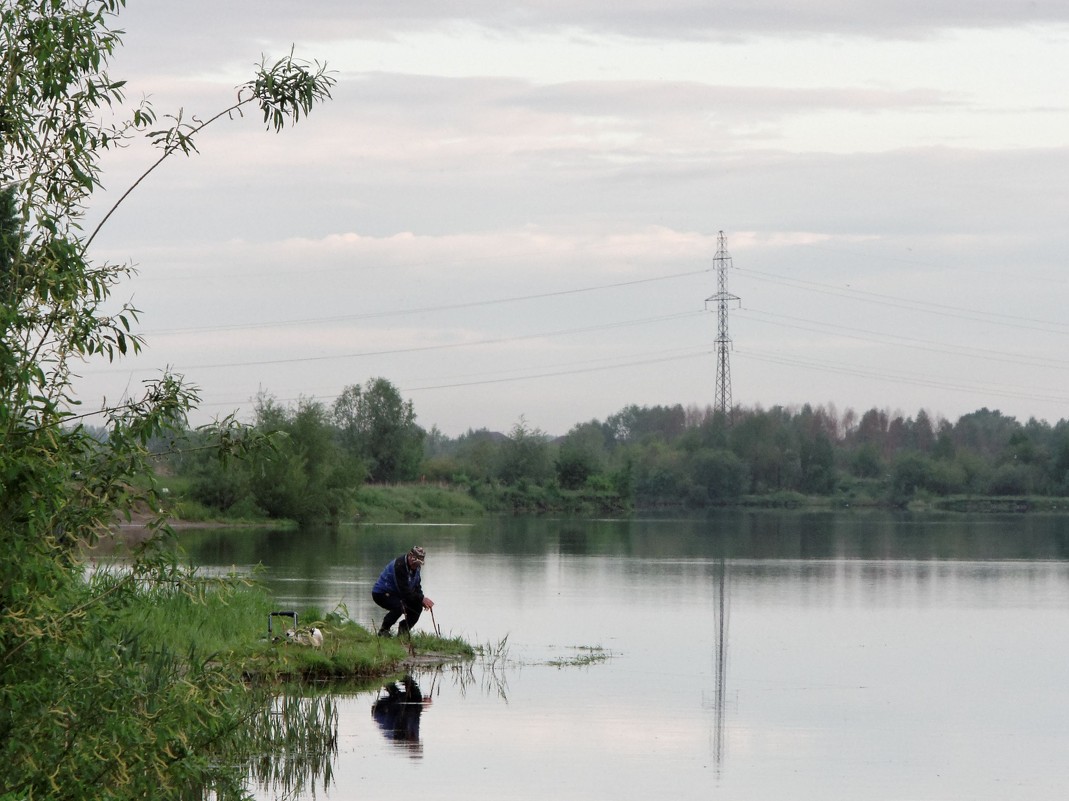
[
  {"left": 688, "top": 448, "right": 748, "bottom": 502},
  {"left": 986, "top": 463, "right": 1033, "bottom": 495}
]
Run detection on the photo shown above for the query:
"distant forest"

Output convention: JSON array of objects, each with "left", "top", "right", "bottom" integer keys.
[{"left": 160, "top": 378, "right": 1069, "bottom": 524}]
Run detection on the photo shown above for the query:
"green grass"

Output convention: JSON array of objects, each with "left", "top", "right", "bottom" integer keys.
[
  {"left": 124, "top": 579, "right": 474, "bottom": 683},
  {"left": 167, "top": 497, "right": 280, "bottom": 525},
  {"left": 167, "top": 499, "right": 225, "bottom": 522},
  {"left": 126, "top": 575, "right": 275, "bottom": 656},
  {"left": 354, "top": 484, "right": 485, "bottom": 522}
]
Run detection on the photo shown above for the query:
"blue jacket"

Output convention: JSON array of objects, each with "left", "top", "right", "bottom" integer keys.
[{"left": 373, "top": 555, "right": 423, "bottom": 604}]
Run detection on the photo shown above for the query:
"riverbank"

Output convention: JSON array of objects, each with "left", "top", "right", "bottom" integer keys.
[
  {"left": 123, "top": 573, "right": 474, "bottom": 685},
  {"left": 243, "top": 622, "right": 475, "bottom": 684},
  {"left": 152, "top": 486, "right": 1069, "bottom": 530},
  {"left": 156, "top": 478, "right": 629, "bottom": 526},
  {"left": 90, "top": 522, "right": 474, "bottom": 683}
]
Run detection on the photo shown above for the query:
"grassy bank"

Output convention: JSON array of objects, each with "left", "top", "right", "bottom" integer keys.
[
  {"left": 127, "top": 574, "right": 473, "bottom": 683},
  {"left": 153, "top": 482, "right": 487, "bottom": 527},
  {"left": 923, "top": 495, "right": 1069, "bottom": 513},
  {"left": 157, "top": 473, "right": 1069, "bottom": 529},
  {"left": 355, "top": 481, "right": 630, "bottom": 519},
  {"left": 353, "top": 484, "right": 485, "bottom": 523}
]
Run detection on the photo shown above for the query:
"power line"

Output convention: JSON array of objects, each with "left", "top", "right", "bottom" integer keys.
[
  {"left": 735, "top": 347, "right": 1069, "bottom": 406},
  {"left": 738, "top": 309, "right": 1069, "bottom": 372},
  {"left": 738, "top": 266, "right": 1069, "bottom": 334},
  {"left": 403, "top": 343, "right": 709, "bottom": 387},
  {"left": 191, "top": 346, "right": 715, "bottom": 410},
  {"left": 403, "top": 350, "right": 712, "bottom": 392},
  {"left": 139, "top": 268, "right": 711, "bottom": 336},
  {"left": 78, "top": 237, "right": 1069, "bottom": 423},
  {"left": 84, "top": 310, "right": 706, "bottom": 373}
]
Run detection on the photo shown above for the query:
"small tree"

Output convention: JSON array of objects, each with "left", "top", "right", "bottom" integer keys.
[
  {"left": 497, "top": 416, "right": 553, "bottom": 486},
  {"left": 888, "top": 452, "right": 935, "bottom": 505},
  {"left": 688, "top": 448, "right": 747, "bottom": 502},
  {"left": 450, "top": 427, "right": 502, "bottom": 481},
  {"left": 555, "top": 421, "right": 608, "bottom": 490},
  {"left": 250, "top": 394, "right": 359, "bottom": 525},
  {"left": 333, "top": 377, "right": 425, "bottom": 483},
  {"left": 798, "top": 432, "right": 836, "bottom": 494},
  {"left": 629, "top": 439, "right": 692, "bottom": 503}
]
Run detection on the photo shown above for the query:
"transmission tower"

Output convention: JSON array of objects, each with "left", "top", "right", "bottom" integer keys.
[{"left": 706, "top": 231, "right": 739, "bottom": 422}]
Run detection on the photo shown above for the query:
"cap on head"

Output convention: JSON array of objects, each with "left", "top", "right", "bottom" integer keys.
[{"left": 408, "top": 546, "right": 426, "bottom": 565}]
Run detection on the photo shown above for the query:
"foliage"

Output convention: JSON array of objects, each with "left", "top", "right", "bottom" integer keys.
[
  {"left": 163, "top": 395, "right": 1069, "bottom": 518},
  {"left": 177, "top": 428, "right": 260, "bottom": 514},
  {"left": 0, "top": 2, "right": 333, "bottom": 798},
  {"left": 496, "top": 416, "right": 553, "bottom": 486},
  {"left": 174, "top": 393, "right": 364, "bottom": 526},
  {"left": 333, "top": 377, "right": 425, "bottom": 483},
  {"left": 889, "top": 452, "right": 935, "bottom": 505},
  {"left": 388, "top": 402, "right": 1069, "bottom": 513},
  {"left": 798, "top": 431, "right": 836, "bottom": 494},
  {"left": 446, "top": 427, "right": 503, "bottom": 480},
  {"left": 555, "top": 421, "right": 607, "bottom": 490},
  {"left": 688, "top": 447, "right": 748, "bottom": 502},
  {"left": 606, "top": 403, "right": 687, "bottom": 443},
  {"left": 628, "top": 439, "right": 692, "bottom": 503},
  {"left": 249, "top": 394, "right": 359, "bottom": 526},
  {"left": 168, "top": 381, "right": 433, "bottom": 525},
  {"left": 2, "top": 561, "right": 260, "bottom": 801}
]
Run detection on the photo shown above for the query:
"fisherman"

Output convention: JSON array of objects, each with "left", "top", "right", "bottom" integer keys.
[{"left": 372, "top": 545, "right": 434, "bottom": 637}]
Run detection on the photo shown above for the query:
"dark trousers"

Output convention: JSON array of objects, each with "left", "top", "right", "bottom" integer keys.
[{"left": 373, "top": 592, "right": 423, "bottom": 632}]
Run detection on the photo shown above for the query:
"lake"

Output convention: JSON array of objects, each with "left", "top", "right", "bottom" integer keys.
[{"left": 180, "top": 510, "right": 1069, "bottom": 800}]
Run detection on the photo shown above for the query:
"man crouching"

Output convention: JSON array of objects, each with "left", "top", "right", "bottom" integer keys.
[{"left": 372, "top": 545, "right": 434, "bottom": 637}]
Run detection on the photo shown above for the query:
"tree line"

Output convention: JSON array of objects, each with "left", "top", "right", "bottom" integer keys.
[
  {"left": 166, "top": 381, "right": 1069, "bottom": 522},
  {"left": 173, "top": 379, "right": 424, "bottom": 526}
]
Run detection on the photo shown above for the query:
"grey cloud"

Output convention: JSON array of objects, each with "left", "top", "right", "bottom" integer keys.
[
  {"left": 504, "top": 80, "right": 956, "bottom": 116},
  {"left": 93, "top": 65, "right": 1069, "bottom": 245},
  {"left": 114, "top": 0, "right": 1069, "bottom": 59}
]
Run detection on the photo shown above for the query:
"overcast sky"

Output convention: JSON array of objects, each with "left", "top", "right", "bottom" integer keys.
[{"left": 79, "top": 1, "right": 1069, "bottom": 436}]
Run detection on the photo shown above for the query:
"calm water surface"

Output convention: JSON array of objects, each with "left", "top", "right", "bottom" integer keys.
[{"left": 181, "top": 511, "right": 1069, "bottom": 800}]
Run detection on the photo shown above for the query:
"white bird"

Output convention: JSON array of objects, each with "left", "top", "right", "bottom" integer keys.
[{"left": 285, "top": 626, "right": 324, "bottom": 648}]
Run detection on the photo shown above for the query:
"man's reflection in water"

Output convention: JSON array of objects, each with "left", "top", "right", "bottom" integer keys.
[{"left": 371, "top": 675, "right": 432, "bottom": 758}]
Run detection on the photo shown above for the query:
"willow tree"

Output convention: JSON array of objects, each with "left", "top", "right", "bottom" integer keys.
[{"left": 0, "top": 1, "right": 333, "bottom": 798}]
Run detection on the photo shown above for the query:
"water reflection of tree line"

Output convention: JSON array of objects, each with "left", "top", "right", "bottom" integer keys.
[{"left": 179, "top": 515, "right": 1069, "bottom": 587}]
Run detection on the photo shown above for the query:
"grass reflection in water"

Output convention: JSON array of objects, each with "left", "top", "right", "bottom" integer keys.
[{"left": 247, "top": 691, "right": 340, "bottom": 799}]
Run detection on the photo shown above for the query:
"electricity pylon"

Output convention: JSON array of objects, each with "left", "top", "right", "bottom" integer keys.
[{"left": 705, "top": 231, "right": 739, "bottom": 422}]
